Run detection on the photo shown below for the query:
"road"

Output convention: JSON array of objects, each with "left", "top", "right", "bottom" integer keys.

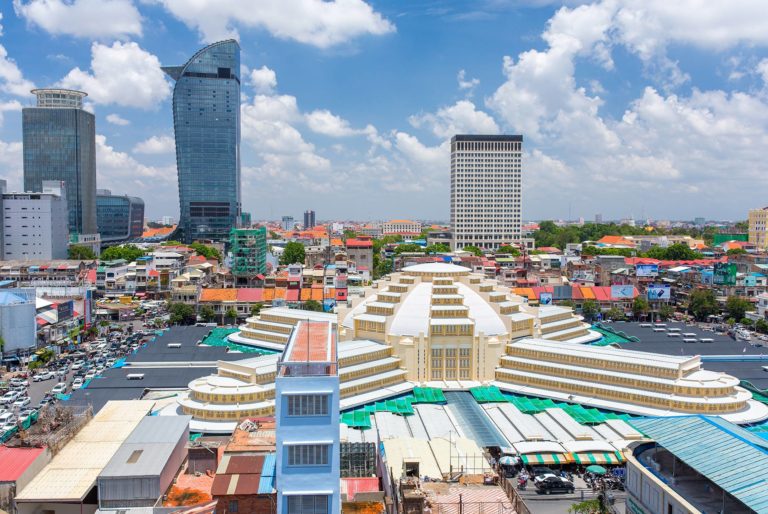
[{"left": 512, "top": 476, "right": 627, "bottom": 514}]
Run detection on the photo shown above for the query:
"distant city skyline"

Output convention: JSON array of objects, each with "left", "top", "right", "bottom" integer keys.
[{"left": 1, "top": 2, "right": 767, "bottom": 221}]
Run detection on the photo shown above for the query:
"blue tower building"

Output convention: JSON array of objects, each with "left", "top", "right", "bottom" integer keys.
[{"left": 163, "top": 40, "right": 241, "bottom": 243}]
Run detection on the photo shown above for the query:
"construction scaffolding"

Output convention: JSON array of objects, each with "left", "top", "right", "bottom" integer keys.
[
  {"left": 230, "top": 226, "right": 267, "bottom": 281},
  {"left": 341, "top": 442, "right": 377, "bottom": 478}
]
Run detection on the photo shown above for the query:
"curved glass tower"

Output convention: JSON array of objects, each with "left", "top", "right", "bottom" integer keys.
[{"left": 163, "top": 40, "right": 241, "bottom": 243}]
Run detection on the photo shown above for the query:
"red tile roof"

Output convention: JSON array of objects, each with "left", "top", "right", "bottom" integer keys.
[
  {"left": 346, "top": 238, "right": 373, "bottom": 248},
  {"left": 285, "top": 321, "right": 335, "bottom": 363},
  {"left": 200, "top": 289, "right": 238, "bottom": 302},
  {"left": 212, "top": 455, "right": 266, "bottom": 496},
  {"left": 341, "top": 477, "right": 381, "bottom": 501},
  {"left": 0, "top": 446, "right": 45, "bottom": 481},
  {"left": 236, "top": 288, "right": 263, "bottom": 302}
]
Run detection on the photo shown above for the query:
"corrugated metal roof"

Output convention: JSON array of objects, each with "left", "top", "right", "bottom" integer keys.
[
  {"left": 631, "top": 415, "right": 768, "bottom": 513},
  {"left": 99, "top": 416, "right": 190, "bottom": 478},
  {"left": 0, "top": 446, "right": 45, "bottom": 482},
  {"left": 258, "top": 453, "right": 276, "bottom": 494}
]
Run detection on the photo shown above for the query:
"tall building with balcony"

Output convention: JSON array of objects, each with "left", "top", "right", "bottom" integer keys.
[
  {"left": 22, "top": 88, "right": 97, "bottom": 237},
  {"left": 275, "top": 321, "right": 340, "bottom": 514},
  {"left": 163, "top": 40, "right": 241, "bottom": 243},
  {"left": 450, "top": 134, "right": 523, "bottom": 250},
  {"left": 96, "top": 189, "right": 145, "bottom": 243},
  {"left": 304, "top": 210, "right": 316, "bottom": 229},
  {"left": 748, "top": 207, "right": 768, "bottom": 250}
]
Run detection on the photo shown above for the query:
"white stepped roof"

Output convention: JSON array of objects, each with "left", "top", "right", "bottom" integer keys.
[{"left": 403, "top": 263, "right": 471, "bottom": 274}]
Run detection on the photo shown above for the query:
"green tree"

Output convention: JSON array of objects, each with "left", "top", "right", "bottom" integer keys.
[
  {"left": 581, "top": 245, "right": 635, "bottom": 257},
  {"left": 373, "top": 255, "right": 392, "bottom": 280},
  {"left": 755, "top": 319, "right": 768, "bottom": 334},
  {"left": 268, "top": 231, "right": 280, "bottom": 239},
  {"left": 161, "top": 240, "right": 183, "bottom": 246},
  {"left": 733, "top": 220, "right": 749, "bottom": 232},
  {"left": 302, "top": 300, "right": 324, "bottom": 312},
  {"left": 726, "top": 248, "right": 748, "bottom": 256},
  {"left": 189, "top": 242, "right": 222, "bottom": 262},
  {"left": 250, "top": 303, "right": 263, "bottom": 317},
  {"left": 68, "top": 245, "right": 96, "bottom": 260},
  {"left": 725, "top": 296, "right": 752, "bottom": 321},
  {"left": 168, "top": 303, "right": 196, "bottom": 325},
  {"left": 394, "top": 243, "right": 423, "bottom": 254},
  {"left": 280, "top": 241, "right": 306, "bottom": 265},
  {"left": 632, "top": 296, "right": 650, "bottom": 320},
  {"left": 605, "top": 307, "right": 626, "bottom": 321},
  {"left": 0, "top": 335, "right": 4, "bottom": 352},
  {"left": 658, "top": 304, "right": 676, "bottom": 321},
  {"left": 200, "top": 305, "right": 216, "bottom": 323},
  {"left": 342, "top": 229, "right": 357, "bottom": 240},
  {"left": 741, "top": 317, "right": 754, "bottom": 327},
  {"left": 581, "top": 299, "right": 600, "bottom": 321},
  {"left": 569, "top": 498, "right": 606, "bottom": 514},
  {"left": 224, "top": 307, "right": 238, "bottom": 324},
  {"left": 424, "top": 243, "right": 450, "bottom": 254},
  {"left": 688, "top": 289, "right": 718, "bottom": 321},
  {"left": 496, "top": 245, "right": 521, "bottom": 256},
  {"left": 101, "top": 244, "right": 146, "bottom": 262},
  {"left": 660, "top": 242, "right": 701, "bottom": 260},
  {"left": 461, "top": 245, "right": 483, "bottom": 257}
]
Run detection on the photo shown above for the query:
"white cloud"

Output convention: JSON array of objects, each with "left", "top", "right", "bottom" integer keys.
[
  {"left": 105, "top": 113, "right": 130, "bottom": 126},
  {"left": 0, "top": 139, "right": 23, "bottom": 192},
  {"left": 409, "top": 100, "right": 499, "bottom": 139},
  {"left": 758, "top": 59, "right": 768, "bottom": 86},
  {"left": 148, "top": 0, "right": 395, "bottom": 48},
  {"left": 0, "top": 100, "right": 22, "bottom": 126},
  {"left": 457, "top": 69, "right": 479, "bottom": 96},
  {"left": 249, "top": 66, "right": 277, "bottom": 94},
  {"left": 13, "top": 0, "right": 142, "bottom": 39},
  {"left": 59, "top": 41, "right": 170, "bottom": 109},
  {"left": 0, "top": 43, "right": 35, "bottom": 97},
  {"left": 305, "top": 109, "right": 361, "bottom": 137},
  {"left": 132, "top": 135, "right": 174, "bottom": 154}
]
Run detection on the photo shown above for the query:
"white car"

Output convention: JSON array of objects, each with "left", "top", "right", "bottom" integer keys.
[
  {"left": 51, "top": 383, "right": 67, "bottom": 395},
  {"left": 0, "top": 421, "right": 17, "bottom": 433},
  {"left": 13, "top": 397, "right": 30, "bottom": 409},
  {"left": 84, "top": 371, "right": 96, "bottom": 381},
  {"left": 0, "top": 391, "right": 20, "bottom": 405},
  {"left": 9, "top": 378, "right": 29, "bottom": 388},
  {"left": 18, "top": 409, "right": 36, "bottom": 424},
  {"left": 0, "top": 412, "right": 16, "bottom": 425},
  {"left": 71, "top": 378, "right": 84, "bottom": 390},
  {"left": 71, "top": 362, "right": 83, "bottom": 370},
  {"left": 33, "top": 371, "right": 56, "bottom": 382}
]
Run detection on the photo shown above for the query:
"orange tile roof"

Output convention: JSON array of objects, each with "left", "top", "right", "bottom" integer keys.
[
  {"left": 597, "top": 235, "right": 636, "bottom": 246},
  {"left": 300, "top": 289, "right": 311, "bottom": 301},
  {"left": 262, "top": 289, "right": 275, "bottom": 301},
  {"left": 324, "top": 288, "right": 335, "bottom": 299},
  {"left": 387, "top": 219, "right": 417, "bottom": 224},
  {"left": 311, "top": 289, "right": 323, "bottom": 301},
  {"left": 142, "top": 225, "right": 176, "bottom": 238},
  {"left": 199, "top": 288, "right": 237, "bottom": 302},
  {"left": 274, "top": 288, "right": 286, "bottom": 300},
  {"left": 580, "top": 286, "right": 596, "bottom": 299},
  {"left": 331, "top": 238, "right": 344, "bottom": 246},
  {"left": 285, "top": 321, "right": 336, "bottom": 363}
]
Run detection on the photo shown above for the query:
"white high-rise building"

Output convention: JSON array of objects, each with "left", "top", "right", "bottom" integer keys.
[
  {"left": 450, "top": 134, "right": 523, "bottom": 250},
  {"left": 0, "top": 180, "right": 69, "bottom": 260}
]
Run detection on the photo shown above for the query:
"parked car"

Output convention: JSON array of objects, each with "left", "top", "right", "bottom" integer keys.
[
  {"left": 534, "top": 474, "right": 575, "bottom": 495},
  {"left": 33, "top": 371, "right": 56, "bottom": 382},
  {"left": 84, "top": 372, "right": 96, "bottom": 381},
  {"left": 38, "top": 398, "right": 53, "bottom": 409},
  {"left": 18, "top": 409, "right": 37, "bottom": 424},
  {"left": 0, "top": 412, "right": 16, "bottom": 425},
  {"left": 531, "top": 466, "right": 557, "bottom": 477},
  {"left": 51, "top": 383, "right": 67, "bottom": 395},
  {"left": 13, "top": 397, "right": 30, "bottom": 409},
  {"left": 9, "top": 378, "right": 29, "bottom": 388},
  {"left": 71, "top": 378, "right": 84, "bottom": 390},
  {"left": 0, "top": 391, "right": 20, "bottom": 405},
  {"left": 71, "top": 361, "right": 83, "bottom": 370}
]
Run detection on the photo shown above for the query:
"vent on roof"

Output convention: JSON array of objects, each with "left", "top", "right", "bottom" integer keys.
[
  {"left": 126, "top": 373, "right": 144, "bottom": 380},
  {"left": 167, "top": 343, "right": 182, "bottom": 348},
  {"left": 127, "top": 450, "right": 143, "bottom": 463}
]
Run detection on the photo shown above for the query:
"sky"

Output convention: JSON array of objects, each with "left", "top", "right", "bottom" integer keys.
[{"left": 1, "top": 0, "right": 767, "bottom": 224}]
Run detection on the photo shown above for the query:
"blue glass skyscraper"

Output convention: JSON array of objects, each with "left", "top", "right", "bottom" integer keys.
[
  {"left": 163, "top": 40, "right": 241, "bottom": 243},
  {"left": 23, "top": 88, "right": 97, "bottom": 236}
]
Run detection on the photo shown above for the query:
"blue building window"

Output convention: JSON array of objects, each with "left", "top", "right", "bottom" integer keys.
[
  {"left": 286, "top": 495, "right": 328, "bottom": 514},
  {"left": 287, "top": 444, "right": 329, "bottom": 466},
  {"left": 286, "top": 394, "right": 328, "bottom": 417}
]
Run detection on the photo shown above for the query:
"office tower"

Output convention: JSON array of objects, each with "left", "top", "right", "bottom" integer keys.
[
  {"left": 749, "top": 207, "right": 768, "bottom": 250},
  {"left": 96, "top": 189, "right": 145, "bottom": 242},
  {"left": 275, "top": 321, "right": 340, "bottom": 514},
  {"left": 303, "top": 209, "right": 316, "bottom": 229},
  {"left": 163, "top": 40, "right": 241, "bottom": 243},
  {"left": 230, "top": 227, "right": 267, "bottom": 286},
  {"left": 23, "top": 88, "right": 97, "bottom": 237},
  {"left": 450, "top": 134, "right": 523, "bottom": 250},
  {"left": 595, "top": 213, "right": 603, "bottom": 224},
  {"left": 281, "top": 216, "right": 294, "bottom": 231},
  {"left": 0, "top": 180, "right": 69, "bottom": 260}
]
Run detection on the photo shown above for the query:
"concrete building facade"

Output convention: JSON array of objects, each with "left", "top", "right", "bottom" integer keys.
[
  {"left": 1, "top": 180, "right": 69, "bottom": 260},
  {"left": 450, "top": 134, "right": 523, "bottom": 250},
  {"left": 0, "top": 288, "right": 37, "bottom": 356},
  {"left": 748, "top": 206, "right": 768, "bottom": 250},
  {"left": 381, "top": 219, "right": 421, "bottom": 235},
  {"left": 96, "top": 189, "right": 145, "bottom": 242}
]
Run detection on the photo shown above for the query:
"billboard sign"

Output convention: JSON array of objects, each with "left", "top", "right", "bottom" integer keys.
[
  {"left": 647, "top": 284, "right": 671, "bottom": 301},
  {"left": 636, "top": 264, "right": 659, "bottom": 277},
  {"left": 713, "top": 263, "right": 737, "bottom": 286},
  {"left": 611, "top": 285, "right": 635, "bottom": 299},
  {"left": 539, "top": 292, "right": 553, "bottom": 305},
  {"left": 56, "top": 300, "right": 74, "bottom": 322},
  {"left": 84, "top": 289, "right": 93, "bottom": 327}
]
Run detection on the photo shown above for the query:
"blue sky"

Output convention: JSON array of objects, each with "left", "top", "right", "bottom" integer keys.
[{"left": 1, "top": 0, "right": 768, "bottom": 223}]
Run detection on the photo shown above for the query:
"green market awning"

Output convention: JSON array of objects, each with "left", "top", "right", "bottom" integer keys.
[
  {"left": 412, "top": 387, "right": 446, "bottom": 403},
  {"left": 520, "top": 453, "right": 568, "bottom": 465},
  {"left": 571, "top": 451, "right": 624, "bottom": 465}
]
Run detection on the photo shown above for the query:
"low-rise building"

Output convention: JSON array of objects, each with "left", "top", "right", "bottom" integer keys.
[
  {"left": 748, "top": 206, "right": 768, "bottom": 250},
  {"left": 0, "top": 288, "right": 37, "bottom": 358},
  {"left": 345, "top": 237, "right": 373, "bottom": 271},
  {"left": 381, "top": 219, "right": 421, "bottom": 236}
]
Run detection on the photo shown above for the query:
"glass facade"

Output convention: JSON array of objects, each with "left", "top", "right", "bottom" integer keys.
[
  {"left": 23, "top": 89, "right": 97, "bottom": 236},
  {"left": 163, "top": 40, "right": 241, "bottom": 243},
  {"left": 97, "top": 192, "right": 145, "bottom": 242}
]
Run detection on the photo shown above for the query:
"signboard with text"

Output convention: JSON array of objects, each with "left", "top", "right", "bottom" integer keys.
[
  {"left": 713, "top": 263, "right": 737, "bottom": 286},
  {"left": 647, "top": 284, "right": 671, "bottom": 301},
  {"left": 539, "top": 292, "right": 553, "bottom": 305},
  {"left": 611, "top": 285, "right": 635, "bottom": 299},
  {"left": 636, "top": 264, "right": 659, "bottom": 277}
]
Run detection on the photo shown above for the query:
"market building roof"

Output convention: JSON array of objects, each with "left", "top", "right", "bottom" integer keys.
[{"left": 630, "top": 415, "right": 768, "bottom": 513}]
